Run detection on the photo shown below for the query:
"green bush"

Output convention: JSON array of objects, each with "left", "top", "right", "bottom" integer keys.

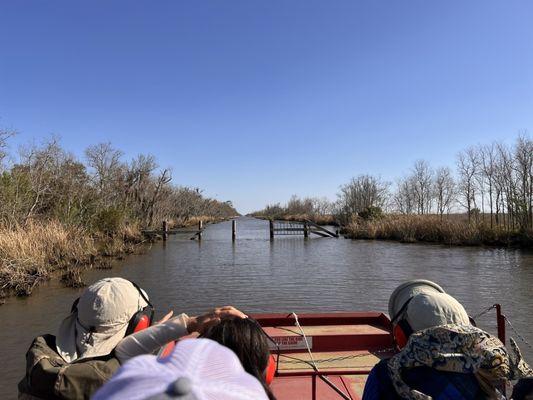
[
  {"left": 92, "top": 207, "right": 125, "bottom": 236},
  {"left": 358, "top": 206, "right": 383, "bottom": 220}
]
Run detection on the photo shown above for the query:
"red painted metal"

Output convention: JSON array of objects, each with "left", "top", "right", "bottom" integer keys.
[
  {"left": 252, "top": 312, "right": 394, "bottom": 400},
  {"left": 276, "top": 370, "right": 373, "bottom": 377},
  {"left": 495, "top": 304, "right": 506, "bottom": 344},
  {"left": 253, "top": 309, "right": 506, "bottom": 399}
]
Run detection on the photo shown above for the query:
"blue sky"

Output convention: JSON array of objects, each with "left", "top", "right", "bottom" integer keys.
[{"left": 1, "top": 1, "right": 532, "bottom": 213}]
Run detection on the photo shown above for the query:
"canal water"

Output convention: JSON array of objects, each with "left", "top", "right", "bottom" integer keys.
[{"left": 1, "top": 216, "right": 532, "bottom": 399}]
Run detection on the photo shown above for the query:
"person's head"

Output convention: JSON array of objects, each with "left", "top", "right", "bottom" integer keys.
[
  {"left": 201, "top": 317, "right": 275, "bottom": 399},
  {"left": 388, "top": 279, "right": 470, "bottom": 348},
  {"left": 93, "top": 338, "right": 270, "bottom": 400},
  {"left": 56, "top": 277, "right": 153, "bottom": 362}
]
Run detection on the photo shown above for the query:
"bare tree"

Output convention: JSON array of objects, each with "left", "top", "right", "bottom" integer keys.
[
  {"left": 479, "top": 143, "right": 497, "bottom": 228},
  {"left": 311, "top": 197, "right": 333, "bottom": 216},
  {"left": 0, "top": 128, "right": 16, "bottom": 170},
  {"left": 513, "top": 134, "right": 532, "bottom": 230},
  {"left": 18, "top": 138, "right": 65, "bottom": 224},
  {"left": 336, "top": 175, "right": 389, "bottom": 222},
  {"left": 456, "top": 147, "right": 479, "bottom": 222},
  {"left": 411, "top": 160, "right": 434, "bottom": 214},
  {"left": 434, "top": 167, "right": 455, "bottom": 219},
  {"left": 85, "top": 143, "right": 125, "bottom": 208},
  {"left": 393, "top": 176, "right": 415, "bottom": 214}
]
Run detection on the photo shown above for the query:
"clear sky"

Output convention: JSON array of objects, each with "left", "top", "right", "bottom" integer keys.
[{"left": 1, "top": 1, "right": 532, "bottom": 214}]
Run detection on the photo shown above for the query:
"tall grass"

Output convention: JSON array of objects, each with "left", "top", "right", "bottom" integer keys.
[
  {"left": 343, "top": 215, "right": 532, "bottom": 246},
  {"left": 0, "top": 222, "right": 95, "bottom": 296},
  {"left": 0, "top": 221, "right": 147, "bottom": 298},
  {"left": 254, "top": 214, "right": 338, "bottom": 226}
]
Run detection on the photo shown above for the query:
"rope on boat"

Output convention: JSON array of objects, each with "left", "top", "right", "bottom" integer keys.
[
  {"left": 473, "top": 305, "right": 533, "bottom": 352},
  {"left": 279, "top": 347, "right": 396, "bottom": 366},
  {"left": 504, "top": 315, "right": 533, "bottom": 351},
  {"left": 472, "top": 304, "right": 497, "bottom": 320},
  {"left": 290, "top": 312, "right": 318, "bottom": 370},
  {"left": 290, "top": 312, "right": 351, "bottom": 400}
]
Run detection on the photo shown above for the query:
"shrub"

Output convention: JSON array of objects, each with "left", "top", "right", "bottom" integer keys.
[
  {"left": 358, "top": 206, "right": 383, "bottom": 220},
  {"left": 93, "top": 207, "right": 125, "bottom": 236}
]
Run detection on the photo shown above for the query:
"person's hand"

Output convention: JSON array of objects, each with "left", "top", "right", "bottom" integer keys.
[
  {"left": 156, "top": 310, "right": 174, "bottom": 325},
  {"left": 187, "top": 306, "right": 247, "bottom": 334}
]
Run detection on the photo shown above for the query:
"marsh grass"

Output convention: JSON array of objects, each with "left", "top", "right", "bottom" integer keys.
[
  {"left": 255, "top": 214, "right": 338, "bottom": 226},
  {"left": 0, "top": 221, "right": 146, "bottom": 297},
  {"left": 343, "top": 214, "right": 532, "bottom": 246}
]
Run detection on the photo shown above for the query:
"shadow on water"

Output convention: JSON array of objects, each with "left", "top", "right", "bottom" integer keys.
[{"left": 0, "top": 216, "right": 532, "bottom": 399}]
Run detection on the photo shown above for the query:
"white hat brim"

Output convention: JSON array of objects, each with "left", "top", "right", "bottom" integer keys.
[{"left": 56, "top": 312, "right": 129, "bottom": 363}]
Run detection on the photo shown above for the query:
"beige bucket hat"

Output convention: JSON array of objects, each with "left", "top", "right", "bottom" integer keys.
[
  {"left": 388, "top": 279, "right": 469, "bottom": 332},
  {"left": 56, "top": 277, "right": 149, "bottom": 363}
]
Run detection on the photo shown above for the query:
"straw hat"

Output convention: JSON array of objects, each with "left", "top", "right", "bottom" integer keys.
[
  {"left": 56, "top": 277, "right": 149, "bottom": 363},
  {"left": 92, "top": 338, "right": 269, "bottom": 400},
  {"left": 388, "top": 279, "right": 469, "bottom": 332}
]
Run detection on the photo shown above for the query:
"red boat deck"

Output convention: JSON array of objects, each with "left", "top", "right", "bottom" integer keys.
[{"left": 253, "top": 312, "right": 395, "bottom": 400}]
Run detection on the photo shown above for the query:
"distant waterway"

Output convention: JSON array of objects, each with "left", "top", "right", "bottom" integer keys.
[{"left": 1, "top": 216, "right": 532, "bottom": 399}]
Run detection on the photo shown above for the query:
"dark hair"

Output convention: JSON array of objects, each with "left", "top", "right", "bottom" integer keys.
[{"left": 202, "top": 317, "right": 276, "bottom": 400}]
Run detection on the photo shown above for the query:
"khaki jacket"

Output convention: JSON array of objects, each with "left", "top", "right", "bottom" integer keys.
[{"left": 18, "top": 335, "right": 119, "bottom": 400}]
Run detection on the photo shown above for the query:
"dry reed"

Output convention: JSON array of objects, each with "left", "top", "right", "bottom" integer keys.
[
  {"left": 0, "top": 220, "right": 146, "bottom": 298},
  {"left": 344, "top": 215, "right": 532, "bottom": 246}
]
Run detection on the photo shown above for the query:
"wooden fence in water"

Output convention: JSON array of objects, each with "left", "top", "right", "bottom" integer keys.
[
  {"left": 269, "top": 219, "right": 339, "bottom": 239},
  {"left": 143, "top": 218, "right": 338, "bottom": 242}
]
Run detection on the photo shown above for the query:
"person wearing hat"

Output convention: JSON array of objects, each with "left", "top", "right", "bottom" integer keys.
[
  {"left": 18, "top": 277, "right": 154, "bottom": 400},
  {"left": 386, "top": 279, "right": 471, "bottom": 350},
  {"left": 362, "top": 279, "right": 511, "bottom": 400},
  {"left": 18, "top": 277, "right": 248, "bottom": 400},
  {"left": 93, "top": 338, "right": 271, "bottom": 400}
]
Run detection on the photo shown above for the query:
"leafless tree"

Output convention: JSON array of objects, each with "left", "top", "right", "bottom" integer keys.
[
  {"left": 479, "top": 144, "right": 497, "bottom": 227},
  {"left": 411, "top": 160, "right": 434, "bottom": 214},
  {"left": 85, "top": 142, "right": 125, "bottom": 208},
  {"left": 513, "top": 134, "right": 532, "bottom": 229},
  {"left": 393, "top": 176, "right": 415, "bottom": 214},
  {"left": 336, "top": 175, "right": 389, "bottom": 223},
  {"left": 434, "top": 167, "right": 455, "bottom": 219},
  {"left": 456, "top": 147, "right": 479, "bottom": 222},
  {"left": 0, "top": 128, "right": 16, "bottom": 171}
]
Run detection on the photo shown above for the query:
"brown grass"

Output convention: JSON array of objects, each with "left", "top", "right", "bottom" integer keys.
[
  {"left": 255, "top": 214, "right": 338, "bottom": 226},
  {"left": 0, "top": 221, "right": 146, "bottom": 298},
  {"left": 343, "top": 215, "right": 532, "bottom": 247},
  {"left": 0, "top": 221, "right": 97, "bottom": 296}
]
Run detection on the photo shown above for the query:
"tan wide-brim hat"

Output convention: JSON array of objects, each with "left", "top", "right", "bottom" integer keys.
[
  {"left": 405, "top": 292, "right": 470, "bottom": 332},
  {"left": 388, "top": 279, "right": 445, "bottom": 321},
  {"left": 56, "top": 277, "right": 148, "bottom": 363},
  {"left": 388, "top": 279, "right": 470, "bottom": 332}
]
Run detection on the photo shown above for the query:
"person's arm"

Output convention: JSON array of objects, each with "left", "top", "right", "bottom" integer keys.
[
  {"left": 115, "top": 306, "right": 247, "bottom": 364},
  {"left": 362, "top": 359, "right": 394, "bottom": 400},
  {"left": 115, "top": 313, "right": 190, "bottom": 363}
]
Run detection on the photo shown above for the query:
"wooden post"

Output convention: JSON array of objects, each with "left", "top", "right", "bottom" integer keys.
[
  {"left": 269, "top": 220, "right": 274, "bottom": 240},
  {"left": 303, "top": 221, "right": 309, "bottom": 238},
  {"left": 232, "top": 220, "right": 237, "bottom": 241},
  {"left": 162, "top": 220, "right": 168, "bottom": 241},
  {"left": 198, "top": 220, "right": 203, "bottom": 241}
]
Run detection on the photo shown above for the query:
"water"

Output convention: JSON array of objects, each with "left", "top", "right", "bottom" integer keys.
[{"left": 1, "top": 216, "right": 532, "bottom": 399}]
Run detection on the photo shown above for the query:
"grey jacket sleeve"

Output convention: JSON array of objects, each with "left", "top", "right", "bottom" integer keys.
[{"left": 115, "top": 313, "right": 190, "bottom": 363}]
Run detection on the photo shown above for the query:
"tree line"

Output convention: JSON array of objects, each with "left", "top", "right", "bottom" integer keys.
[
  {"left": 0, "top": 130, "right": 237, "bottom": 234},
  {"left": 254, "top": 134, "right": 532, "bottom": 233}
]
